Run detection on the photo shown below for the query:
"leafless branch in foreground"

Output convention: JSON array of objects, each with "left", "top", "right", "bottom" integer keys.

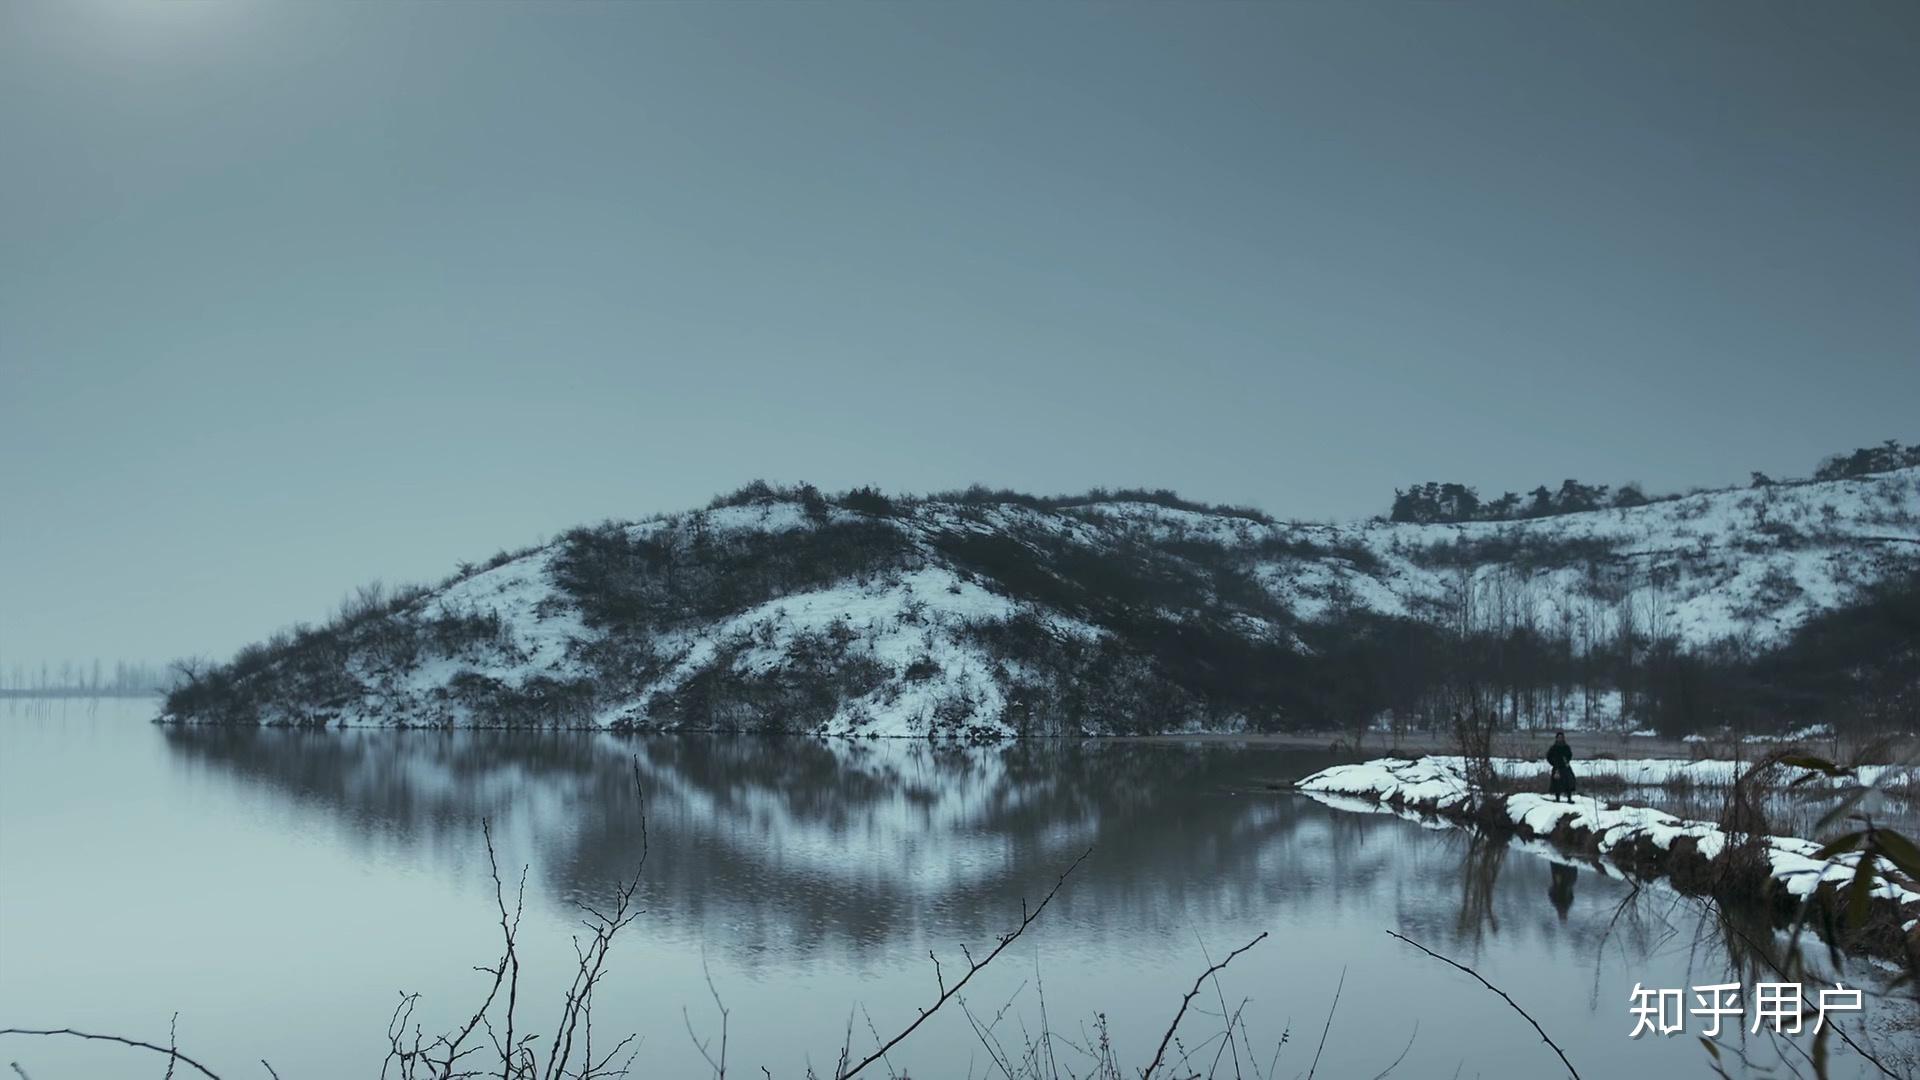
[
  {"left": 1140, "top": 931, "right": 1268, "bottom": 1080},
  {"left": 1386, "top": 929, "right": 1580, "bottom": 1079},
  {"left": 833, "top": 846, "right": 1092, "bottom": 1079},
  {"left": 0, "top": 1028, "right": 224, "bottom": 1080},
  {"left": 1304, "top": 966, "right": 1344, "bottom": 1080},
  {"left": 1194, "top": 932, "right": 1250, "bottom": 1080},
  {"left": 685, "top": 949, "right": 731, "bottom": 1079},
  {"left": 1366, "top": 1020, "right": 1418, "bottom": 1080},
  {"left": 378, "top": 755, "right": 649, "bottom": 1080}
]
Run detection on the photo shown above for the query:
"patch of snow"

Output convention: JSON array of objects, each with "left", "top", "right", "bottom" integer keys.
[{"left": 1299, "top": 756, "right": 1920, "bottom": 910}]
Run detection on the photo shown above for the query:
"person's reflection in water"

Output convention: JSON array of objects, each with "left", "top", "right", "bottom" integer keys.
[{"left": 1548, "top": 861, "right": 1578, "bottom": 922}]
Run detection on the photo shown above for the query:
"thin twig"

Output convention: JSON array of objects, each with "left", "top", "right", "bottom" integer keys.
[
  {"left": 955, "top": 996, "right": 1016, "bottom": 1080},
  {"left": 1262, "top": 1018, "right": 1290, "bottom": 1080},
  {"left": 1140, "top": 931, "right": 1268, "bottom": 1080},
  {"left": 0, "top": 1029, "right": 224, "bottom": 1080},
  {"left": 1386, "top": 929, "right": 1579, "bottom": 1079},
  {"left": 1304, "top": 967, "right": 1344, "bottom": 1080},
  {"left": 1033, "top": 949, "right": 1060, "bottom": 1080},
  {"left": 1194, "top": 933, "right": 1246, "bottom": 1080},
  {"left": 685, "top": 950, "right": 730, "bottom": 1080},
  {"left": 837, "top": 847, "right": 1091, "bottom": 1079},
  {"left": 1366, "top": 1021, "right": 1418, "bottom": 1080}
]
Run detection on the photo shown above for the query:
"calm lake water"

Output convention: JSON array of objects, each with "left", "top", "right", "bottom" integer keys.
[{"left": 2, "top": 700, "right": 1914, "bottom": 1078}]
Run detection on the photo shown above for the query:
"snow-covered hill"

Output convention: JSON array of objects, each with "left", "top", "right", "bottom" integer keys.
[{"left": 162, "top": 470, "right": 1920, "bottom": 737}]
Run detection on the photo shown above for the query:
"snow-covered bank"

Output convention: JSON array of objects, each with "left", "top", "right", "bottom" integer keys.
[
  {"left": 1417, "top": 754, "right": 1918, "bottom": 792},
  {"left": 1298, "top": 757, "right": 1920, "bottom": 944}
]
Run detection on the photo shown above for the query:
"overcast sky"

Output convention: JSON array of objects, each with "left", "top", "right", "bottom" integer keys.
[{"left": 3, "top": 1, "right": 1916, "bottom": 670}]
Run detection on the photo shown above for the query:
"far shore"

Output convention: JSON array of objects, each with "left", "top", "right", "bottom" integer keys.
[
  {"left": 1121, "top": 728, "right": 1722, "bottom": 758},
  {"left": 0, "top": 689, "right": 164, "bottom": 700},
  {"left": 120, "top": 705, "right": 1920, "bottom": 766}
]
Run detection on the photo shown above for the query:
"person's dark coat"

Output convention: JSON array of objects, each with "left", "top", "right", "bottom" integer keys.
[{"left": 1546, "top": 740, "right": 1575, "bottom": 797}]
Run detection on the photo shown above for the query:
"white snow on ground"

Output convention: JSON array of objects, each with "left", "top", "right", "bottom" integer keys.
[
  {"left": 628, "top": 566, "right": 1029, "bottom": 737},
  {"left": 425, "top": 548, "right": 591, "bottom": 681},
  {"left": 334, "top": 547, "right": 596, "bottom": 723},
  {"left": 1407, "top": 754, "right": 1917, "bottom": 791},
  {"left": 1299, "top": 757, "right": 1920, "bottom": 907},
  {"left": 1045, "top": 470, "right": 1919, "bottom": 653},
  {"left": 1304, "top": 469, "right": 1920, "bottom": 652}
]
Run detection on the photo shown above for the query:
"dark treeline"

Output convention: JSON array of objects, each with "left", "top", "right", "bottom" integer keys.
[
  {"left": 710, "top": 478, "right": 1278, "bottom": 524},
  {"left": 1389, "top": 439, "right": 1917, "bottom": 525},
  {"left": 1326, "top": 569, "right": 1920, "bottom": 743},
  {"left": 1813, "top": 439, "right": 1920, "bottom": 482},
  {"left": 1389, "top": 478, "right": 1645, "bottom": 524}
]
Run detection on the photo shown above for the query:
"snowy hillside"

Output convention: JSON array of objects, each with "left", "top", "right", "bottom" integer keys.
[{"left": 161, "top": 469, "right": 1920, "bottom": 737}]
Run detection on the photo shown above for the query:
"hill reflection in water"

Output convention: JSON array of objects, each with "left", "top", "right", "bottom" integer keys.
[{"left": 119, "top": 724, "right": 1915, "bottom": 1077}]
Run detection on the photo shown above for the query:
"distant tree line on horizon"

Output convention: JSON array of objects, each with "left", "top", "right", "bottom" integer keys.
[
  {"left": 0, "top": 658, "right": 168, "bottom": 698},
  {"left": 1389, "top": 439, "right": 1919, "bottom": 525}
]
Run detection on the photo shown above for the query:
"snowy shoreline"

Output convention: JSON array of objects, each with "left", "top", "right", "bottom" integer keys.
[
  {"left": 1424, "top": 753, "right": 1916, "bottom": 791},
  {"left": 1297, "top": 756, "right": 1920, "bottom": 948}
]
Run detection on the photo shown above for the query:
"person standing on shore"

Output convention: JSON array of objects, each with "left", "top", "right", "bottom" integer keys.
[{"left": 1547, "top": 731, "right": 1576, "bottom": 802}]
